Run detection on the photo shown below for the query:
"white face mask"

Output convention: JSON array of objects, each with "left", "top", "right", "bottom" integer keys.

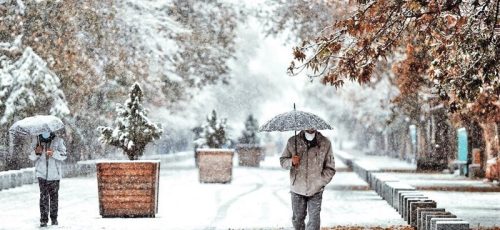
[
  {"left": 41, "top": 132, "right": 50, "bottom": 139},
  {"left": 305, "top": 132, "right": 316, "bottom": 141}
]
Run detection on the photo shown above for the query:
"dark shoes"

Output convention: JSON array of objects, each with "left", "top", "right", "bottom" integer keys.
[{"left": 40, "top": 220, "right": 57, "bottom": 227}]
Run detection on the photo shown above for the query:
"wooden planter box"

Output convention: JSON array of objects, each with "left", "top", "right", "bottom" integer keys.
[
  {"left": 236, "top": 144, "right": 263, "bottom": 167},
  {"left": 197, "top": 149, "right": 234, "bottom": 183},
  {"left": 96, "top": 160, "right": 160, "bottom": 217}
]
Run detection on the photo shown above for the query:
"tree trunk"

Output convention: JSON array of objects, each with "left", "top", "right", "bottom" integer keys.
[
  {"left": 480, "top": 122, "right": 499, "bottom": 161},
  {"left": 466, "top": 120, "right": 485, "bottom": 177},
  {"left": 432, "top": 108, "right": 453, "bottom": 170},
  {"left": 416, "top": 108, "right": 449, "bottom": 171}
]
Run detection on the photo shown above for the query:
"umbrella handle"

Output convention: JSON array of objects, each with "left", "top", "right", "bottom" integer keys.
[
  {"left": 294, "top": 130, "right": 297, "bottom": 157},
  {"left": 293, "top": 129, "right": 299, "bottom": 169}
]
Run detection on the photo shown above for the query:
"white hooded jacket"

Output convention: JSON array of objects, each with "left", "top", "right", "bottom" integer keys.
[{"left": 29, "top": 136, "right": 67, "bottom": 181}]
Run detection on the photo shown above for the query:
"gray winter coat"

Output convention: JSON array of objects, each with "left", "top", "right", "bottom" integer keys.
[
  {"left": 280, "top": 131, "right": 336, "bottom": 196},
  {"left": 29, "top": 136, "right": 67, "bottom": 181}
]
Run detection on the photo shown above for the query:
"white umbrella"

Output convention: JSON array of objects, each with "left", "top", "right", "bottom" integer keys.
[{"left": 9, "top": 115, "right": 65, "bottom": 138}]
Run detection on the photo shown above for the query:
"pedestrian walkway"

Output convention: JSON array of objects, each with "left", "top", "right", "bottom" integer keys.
[
  {"left": 337, "top": 148, "right": 500, "bottom": 228},
  {"left": 0, "top": 153, "right": 408, "bottom": 230}
]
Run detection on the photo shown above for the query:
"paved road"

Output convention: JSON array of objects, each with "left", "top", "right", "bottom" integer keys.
[{"left": 0, "top": 155, "right": 407, "bottom": 230}]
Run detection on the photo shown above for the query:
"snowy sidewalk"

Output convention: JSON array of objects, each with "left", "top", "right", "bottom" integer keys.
[
  {"left": 0, "top": 154, "right": 408, "bottom": 230},
  {"left": 338, "top": 149, "right": 500, "bottom": 228},
  {"left": 341, "top": 149, "right": 500, "bottom": 192}
]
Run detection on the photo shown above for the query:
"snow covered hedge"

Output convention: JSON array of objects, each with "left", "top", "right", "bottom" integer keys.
[{"left": 98, "top": 83, "right": 163, "bottom": 160}]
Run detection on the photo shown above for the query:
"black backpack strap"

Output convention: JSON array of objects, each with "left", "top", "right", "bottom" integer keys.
[{"left": 36, "top": 135, "right": 41, "bottom": 149}]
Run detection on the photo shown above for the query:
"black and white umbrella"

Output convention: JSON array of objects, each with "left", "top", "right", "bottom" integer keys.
[
  {"left": 259, "top": 104, "right": 332, "bottom": 132},
  {"left": 9, "top": 115, "right": 64, "bottom": 138},
  {"left": 259, "top": 104, "right": 332, "bottom": 159}
]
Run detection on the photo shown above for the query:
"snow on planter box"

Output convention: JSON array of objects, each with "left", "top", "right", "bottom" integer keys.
[
  {"left": 96, "top": 160, "right": 160, "bottom": 218},
  {"left": 197, "top": 149, "right": 234, "bottom": 183},
  {"left": 236, "top": 144, "right": 263, "bottom": 167}
]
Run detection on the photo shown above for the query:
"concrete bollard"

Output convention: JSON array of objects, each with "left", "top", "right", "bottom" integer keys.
[
  {"left": 384, "top": 181, "right": 414, "bottom": 208},
  {"left": 425, "top": 213, "right": 456, "bottom": 230},
  {"left": 374, "top": 174, "right": 398, "bottom": 196},
  {"left": 401, "top": 194, "right": 426, "bottom": 217},
  {"left": 353, "top": 161, "right": 380, "bottom": 183},
  {"left": 369, "top": 173, "right": 376, "bottom": 189},
  {"left": 434, "top": 220, "right": 468, "bottom": 230},
  {"left": 405, "top": 198, "right": 431, "bottom": 221},
  {"left": 430, "top": 218, "right": 462, "bottom": 230},
  {"left": 417, "top": 208, "right": 445, "bottom": 230},
  {"left": 397, "top": 191, "right": 421, "bottom": 213},
  {"left": 409, "top": 200, "right": 437, "bottom": 227}
]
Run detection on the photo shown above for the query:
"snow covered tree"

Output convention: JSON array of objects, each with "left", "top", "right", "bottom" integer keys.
[
  {"left": 98, "top": 83, "right": 163, "bottom": 160},
  {"left": 238, "top": 114, "right": 260, "bottom": 145},
  {"left": 0, "top": 41, "right": 70, "bottom": 169},
  {"left": 195, "top": 110, "right": 228, "bottom": 149},
  {"left": 1, "top": 0, "right": 245, "bottom": 162},
  {"left": 169, "top": 0, "right": 242, "bottom": 90},
  {"left": 261, "top": 0, "right": 348, "bottom": 41},
  {"left": 0, "top": 47, "right": 70, "bottom": 125}
]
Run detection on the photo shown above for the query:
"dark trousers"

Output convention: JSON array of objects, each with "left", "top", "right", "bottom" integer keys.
[
  {"left": 291, "top": 191, "right": 323, "bottom": 230},
  {"left": 38, "top": 178, "right": 60, "bottom": 223}
]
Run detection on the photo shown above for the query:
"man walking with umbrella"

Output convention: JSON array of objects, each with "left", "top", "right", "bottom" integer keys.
[
  {"left": 280, "top": 128, "right": 335, "bottom": 230},
  {"left": 29, "top": 131, "right": 67, "bottom": 227},
  {"left": 259, "top": 105, "right": 336, "bottom": 230}
]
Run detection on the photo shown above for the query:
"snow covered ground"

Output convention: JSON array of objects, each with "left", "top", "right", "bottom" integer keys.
[
  {"left": 0, "top": 153, "right": 407, "bottom": 230},
  {"left": 338, "top": 148, "right": 500, "bottom": 228}
]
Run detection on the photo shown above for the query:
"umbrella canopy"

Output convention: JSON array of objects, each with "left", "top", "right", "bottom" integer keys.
[
  {"left": 259, "top": 109, "right": 332, "bottom": 132},
  {"left": 9, "top": 115, "right": 64, "bottom": 137}
]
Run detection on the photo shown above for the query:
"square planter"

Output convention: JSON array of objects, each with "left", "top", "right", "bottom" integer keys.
[
  {"left": 236, "top": 144, "right": 263, "bottom": 167},
  {"left": 96, "top": 160, "right": 160, "bottom": 217},
  {"left": 197, "top": 149, "right": 234, "bottom": 183}
]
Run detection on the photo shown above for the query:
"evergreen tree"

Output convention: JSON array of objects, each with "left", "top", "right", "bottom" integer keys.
[
  {"left": 238, "top": 114, "right": 260, "bottom": 145},
  {"left": 195, "top": 110, "right": 228, "bottom": 149},
  {"left": 98, "top": 82, "right": 163, "bottom": 160},
  {"left": 0, "top": 47, "right": 70, "bottom": 125}
]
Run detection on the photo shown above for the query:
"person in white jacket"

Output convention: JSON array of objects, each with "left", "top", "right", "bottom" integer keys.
[{"left": 29, "top": 131, "right": 67, "bottom": 227}]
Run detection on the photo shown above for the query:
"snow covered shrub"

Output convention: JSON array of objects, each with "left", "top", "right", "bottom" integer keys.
[
  {"left": 98, "top": 82, "right": 163, "bottom": 160},
  {"left": 238, "top": 114, "right": 260, "bottom": 145},
  {"left": 195, "top": 110, "right": 228, "bottom": 149}
]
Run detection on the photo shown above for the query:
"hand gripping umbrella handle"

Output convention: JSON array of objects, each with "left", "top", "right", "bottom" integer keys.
[{"left": 294, "top": 103, "right": 297, "bottom": 157}]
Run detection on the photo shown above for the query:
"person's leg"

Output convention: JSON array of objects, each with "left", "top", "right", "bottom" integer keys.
[
  {"left": 38, "top": 178, "right": 49, "bottom": 226},
  {"left": 305, "top": 191, "right": 323, "bottom": 230},
  {"left": 48, "top": 180, "right": 60, "bottom": 225},
  {"left": 291, "top": 192, "right": 307, "bottom": 230}
]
